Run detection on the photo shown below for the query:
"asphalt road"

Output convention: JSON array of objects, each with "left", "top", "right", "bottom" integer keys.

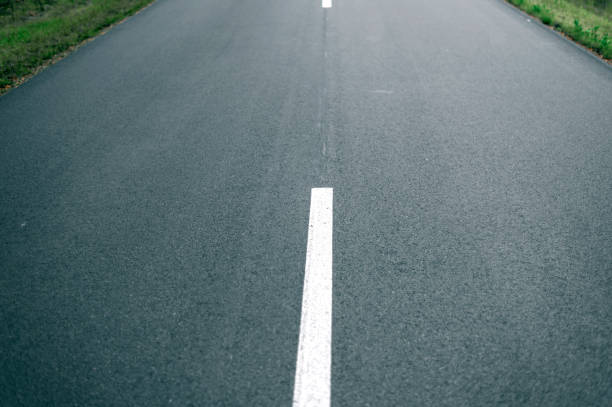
[{"left": 1, "top": 0, "right": 611, "bottom": 405}]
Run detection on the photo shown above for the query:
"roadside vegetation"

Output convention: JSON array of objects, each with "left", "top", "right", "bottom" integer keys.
[
  {"left": 507, "top": 0, "right": 611, "bottom": 60},
  {"left": 0, "top": 0, "right": 155, "bottom": 92}
]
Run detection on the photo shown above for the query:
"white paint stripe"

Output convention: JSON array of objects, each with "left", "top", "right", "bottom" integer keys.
[
  {"left": 293, "top": 188, "right": 333, "bottom": 407},
  {"left": 322, "top": 0, "right": 332, "bottom": 8}
]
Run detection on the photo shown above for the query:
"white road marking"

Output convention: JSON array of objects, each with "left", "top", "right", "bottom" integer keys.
[
  {"left": 322, "top": 0, "right": 332, "bottom": 8},
  {"left": 293, "top": 188, "right": 333, "bottom": 407}
]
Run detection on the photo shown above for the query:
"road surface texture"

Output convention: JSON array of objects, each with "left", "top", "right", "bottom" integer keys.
[{"left": 1, "top": 0, "right": 611, "bottom": 405}]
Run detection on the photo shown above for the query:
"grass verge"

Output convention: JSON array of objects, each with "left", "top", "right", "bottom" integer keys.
[
  {"left": 505, "top": 0, "right": 611, "bottom": 62},
  {"left": 1, "top": 0, "right": 155, "bottom": 94}
]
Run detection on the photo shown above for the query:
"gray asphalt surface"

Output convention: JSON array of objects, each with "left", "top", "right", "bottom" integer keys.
[{"left": 1, "top": 0, "right": 611, "bottom": 405}]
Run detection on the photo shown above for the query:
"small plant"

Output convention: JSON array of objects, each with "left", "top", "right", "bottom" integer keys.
[
  {"left": 539, "top": 5, "right": 554, "bottom": 25},
  {"left": 528, "top": 4, "right": 554, "bottom": 26},
  {"left": 573, "top": 19, "right": 584, "bottom": 38},
  {"left": 601, "top": 33, "right": 611, "bottom": 57},
  {"left": 588, "top": 25, "right": 600, "bottom": 42}
]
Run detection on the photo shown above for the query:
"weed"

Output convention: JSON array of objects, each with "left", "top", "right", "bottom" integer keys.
[
  {"left": 574, "top": 18, "right": 584, "bottom": 37},
  {"left": 538, "top": 5, "right": 554, "bottom": 24},
  {"left": 588, "top": 25, "right": 600, "bottom": 41},
  {"left": 541, "top": 14, "right": 553, "bottom": 24}
]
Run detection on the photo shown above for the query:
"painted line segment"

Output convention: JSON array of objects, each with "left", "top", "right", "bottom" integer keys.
[
  {"left": 293, "top": 188, "right": 333, "bottom": 407},
  {"left": 322, "top": 0, "right": 332, "bottom": 8}
]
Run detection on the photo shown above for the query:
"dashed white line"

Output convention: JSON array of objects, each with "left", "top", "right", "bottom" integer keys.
[
  {"left": 293, "top": 188, "right": 333, "bottom": 407},
  {"left": 322, "top": 0, "right": 332, "bottom": 8}
]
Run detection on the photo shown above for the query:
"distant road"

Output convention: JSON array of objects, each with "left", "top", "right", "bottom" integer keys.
[{"left": 1, "top": 0, "right": 611, "bottom": 405}]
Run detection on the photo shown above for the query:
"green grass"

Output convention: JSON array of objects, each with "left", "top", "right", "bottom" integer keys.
[
  {"left": 507, "top": 0, "right": 612, "bottom": 59},
  {"left": 0, "top": 0, "right": 155, "bottom": 90}
]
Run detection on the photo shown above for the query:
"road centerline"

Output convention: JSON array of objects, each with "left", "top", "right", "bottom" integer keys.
[{"left": 293, "top": 188, "right": 333, "bottom": 407}]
